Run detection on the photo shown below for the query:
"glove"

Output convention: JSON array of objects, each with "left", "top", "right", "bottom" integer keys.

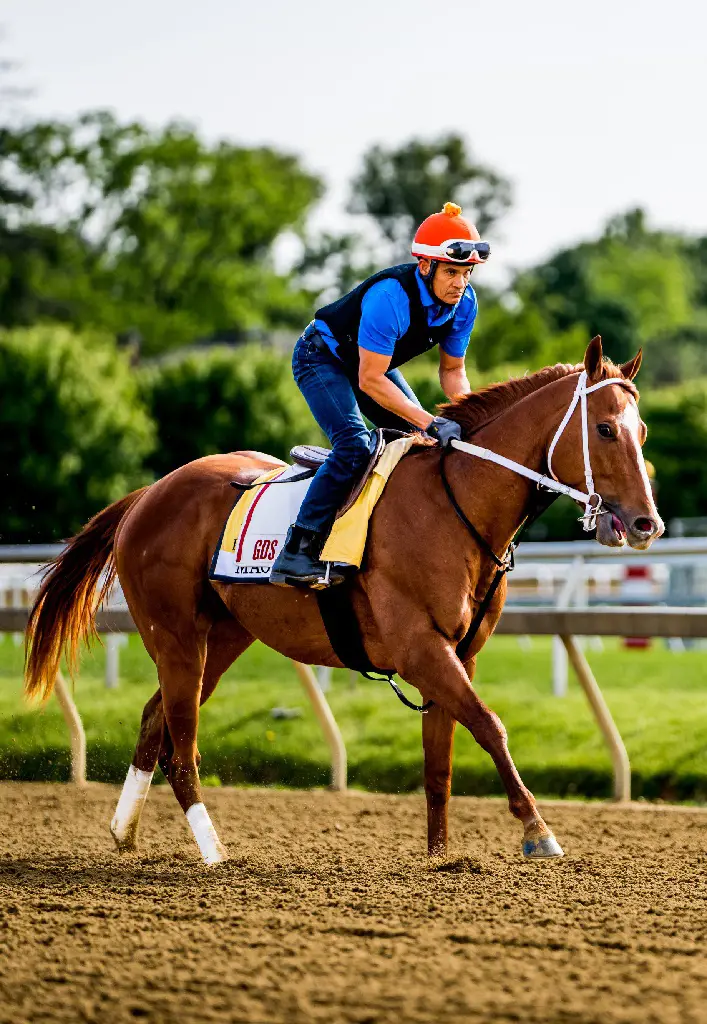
[{"left": 426, "top": 416, "right": 462, "bottom": 446}]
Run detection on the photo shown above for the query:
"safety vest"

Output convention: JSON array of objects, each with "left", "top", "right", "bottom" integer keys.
[{"left": 315, "top": 263, "right": 457, "bottom": 375}]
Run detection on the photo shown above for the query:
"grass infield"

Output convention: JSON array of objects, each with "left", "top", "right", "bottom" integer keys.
[{"left": 1, "top": 633, "right": 706, "bottom": 801}]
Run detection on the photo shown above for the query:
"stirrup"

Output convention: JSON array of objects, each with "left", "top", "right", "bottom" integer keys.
[{"left": 270, "top": 560, "right": 345, "bottom": 589}]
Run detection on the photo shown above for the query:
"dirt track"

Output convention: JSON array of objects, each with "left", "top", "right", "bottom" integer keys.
[{"left": 1, "top": 784, "right": 706, "bottom": 1024}]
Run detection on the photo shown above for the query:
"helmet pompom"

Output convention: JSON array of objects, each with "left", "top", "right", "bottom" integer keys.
[{"left": 442, "top": 202, "right": 462, "bottom": 218}]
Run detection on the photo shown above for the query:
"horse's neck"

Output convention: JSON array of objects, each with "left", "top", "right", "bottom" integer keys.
[{"left": 448, "top": 375, "right": 577, "bottom": 555}]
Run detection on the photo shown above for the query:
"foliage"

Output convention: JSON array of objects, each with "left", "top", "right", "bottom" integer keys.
[
  {"left": 0, "top": 111, "right": 322, "bottom": 352},
  {"left": 141, "top": 343, "right": 323, "bottom": 477},
  {"left": 349, "top": 134, "right": 511, "bottom": 261},
  {"left": 517, "top": 209, "right": 699, "bottom": 377},
  {"left": 0, "top": 326, "right": 154, "bottom": 542},
  {"left": 642, "top": 380, "right": 707, "bottom": 525}
]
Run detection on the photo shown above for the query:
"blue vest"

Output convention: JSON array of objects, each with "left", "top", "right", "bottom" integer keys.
[{"left": 315, "top": 263, "right": 457, "bottom": 375}]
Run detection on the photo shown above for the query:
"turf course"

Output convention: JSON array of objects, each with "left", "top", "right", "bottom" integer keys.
[{"left": 1, "top": 633, "right": 706, "bottom": 800}]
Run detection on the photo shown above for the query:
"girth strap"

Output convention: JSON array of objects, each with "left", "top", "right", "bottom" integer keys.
[{"left": 315, "top": 584, "right": 433, "bottom": 713}]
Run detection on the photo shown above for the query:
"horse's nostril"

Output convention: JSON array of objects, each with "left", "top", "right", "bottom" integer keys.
[{"left": 633, "top": 517, "right": 655, "bottom": 535}]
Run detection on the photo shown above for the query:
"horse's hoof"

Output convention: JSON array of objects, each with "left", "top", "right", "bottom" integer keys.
[
  {"left": 523, "top": 833, "right": 564, "bottom": 859},
  {"left": 202, "top": 844, "right": 229, "bottom": 867},
  {"left": 110, "top": 818, "right": 139, "bottom": 854}
]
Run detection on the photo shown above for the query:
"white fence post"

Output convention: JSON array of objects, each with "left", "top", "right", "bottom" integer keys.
[
  {"left": 552, "top": 555, "right": 584, "bottom": 697},
  {"left": 292, "top": 661, "right": 347, "bottom": 791},
  {"left": 54, "top": 670, "right": 87, "bottom": 786},
  {"left": 104, "top": 634, "right": 128, "bottom": 689}
]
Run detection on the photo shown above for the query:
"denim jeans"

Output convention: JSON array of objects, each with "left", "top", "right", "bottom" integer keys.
[{"left": 292, "top": 328, "right": 422, "bottom": 532}]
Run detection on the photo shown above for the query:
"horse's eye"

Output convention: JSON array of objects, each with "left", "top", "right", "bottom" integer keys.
[{"left": 597, "top": 423, "right": 614, "bottom": 439}]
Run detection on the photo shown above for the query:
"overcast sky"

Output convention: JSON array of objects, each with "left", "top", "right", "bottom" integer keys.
[{"left": 4, "top": 0, "right": 706, "bottom": 284}]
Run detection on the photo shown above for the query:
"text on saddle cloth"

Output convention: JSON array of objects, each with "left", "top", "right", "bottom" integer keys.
[{"left": 209, "top": 436, "right": 416, "bottom": 584}]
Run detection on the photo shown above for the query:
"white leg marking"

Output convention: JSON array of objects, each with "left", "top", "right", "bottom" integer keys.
[
  {"left": 111, "top": 765, "right": 154, "bottom": 850},
  {"left": 185, "top": 802, "right": 228, "bottom": 866}
]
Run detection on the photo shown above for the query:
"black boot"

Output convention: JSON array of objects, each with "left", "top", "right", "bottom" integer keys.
[{"left": 270, "top": 525, "right": 345, "bottom": 588}]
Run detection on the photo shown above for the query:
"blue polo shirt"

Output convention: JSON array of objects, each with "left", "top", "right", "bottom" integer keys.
[{"left": 315, "top": 268, "right": 477, "bottom": 362}]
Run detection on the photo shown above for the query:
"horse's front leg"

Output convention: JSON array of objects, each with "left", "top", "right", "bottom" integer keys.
[
  {"left": 422, "top": 703, "right": 456, "bottom": 856},
  {"left": 401, "top": 638, "right": 563, "bottom": 860}
]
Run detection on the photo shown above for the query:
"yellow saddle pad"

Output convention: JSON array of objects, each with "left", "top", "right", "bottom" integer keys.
[{"left": 321, "top": 435, "right": 416, "bottom": 567}]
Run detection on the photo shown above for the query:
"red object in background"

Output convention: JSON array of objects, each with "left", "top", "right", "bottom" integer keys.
[{"left": 622, "top": 565, "right": 652, "bottom": 649}]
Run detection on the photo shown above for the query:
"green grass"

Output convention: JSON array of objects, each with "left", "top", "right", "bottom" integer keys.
[{"left": 1, "top": 632, "right": 706, "bottom": 800}]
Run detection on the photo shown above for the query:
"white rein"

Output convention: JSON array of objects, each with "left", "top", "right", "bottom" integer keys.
[{"left": 450, "top": 370, "right": 627, "bottom": 533}]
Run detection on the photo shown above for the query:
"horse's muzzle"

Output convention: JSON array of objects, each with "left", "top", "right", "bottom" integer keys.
[{"left": 596, "top": 506, "right": 664, "bottom": 550}]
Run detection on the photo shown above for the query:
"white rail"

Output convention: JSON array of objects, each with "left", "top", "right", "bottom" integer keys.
[{"left": 9, "top": 604, "right": 707, "bottom": 801}]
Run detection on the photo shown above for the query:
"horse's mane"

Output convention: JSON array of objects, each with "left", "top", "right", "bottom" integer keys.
[{"left": 441, "top": 360, "right": 638, "bottom": 437}]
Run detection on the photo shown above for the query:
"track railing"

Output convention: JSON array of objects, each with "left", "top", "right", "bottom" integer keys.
[{"left": 8, "top": 604, "right": 707, "bottom": 801}]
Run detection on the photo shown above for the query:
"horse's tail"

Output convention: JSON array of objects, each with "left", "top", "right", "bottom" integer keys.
[{"left": 24, "top": 487, "right": 149, "bottom": 703}]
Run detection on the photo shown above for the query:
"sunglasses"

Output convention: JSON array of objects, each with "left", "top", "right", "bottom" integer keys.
[{"left": 442, "top": 240, "right": 491, "bottom": 263}]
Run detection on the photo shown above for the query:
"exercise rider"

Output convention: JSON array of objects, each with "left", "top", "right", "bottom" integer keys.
[{"left": 270, "top": 202, "right": 491, "bottom": 588}]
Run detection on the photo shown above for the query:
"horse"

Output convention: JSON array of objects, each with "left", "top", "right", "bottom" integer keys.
[{"left": 24, "top": 336, "right": 663, "bottom": 866}]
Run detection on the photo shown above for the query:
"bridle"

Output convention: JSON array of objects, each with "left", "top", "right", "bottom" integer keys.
[
  {"left": 451, "top": 370, "right": 631, "bottom": 533},
  {"left": 435, "top": 369, "right": 632, "bottom": 678}
]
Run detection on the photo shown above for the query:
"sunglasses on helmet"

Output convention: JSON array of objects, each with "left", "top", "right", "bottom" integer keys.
[{"left": 442, "top": 240, "right": 491, "bottom": 264}]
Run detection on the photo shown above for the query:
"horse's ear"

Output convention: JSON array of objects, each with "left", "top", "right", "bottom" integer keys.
[
  {"left": 620, "top": 348, "right": 643, "bottom": 381},
  {"left": 584, "top": 336, "right": 603, "bottom": 381}
]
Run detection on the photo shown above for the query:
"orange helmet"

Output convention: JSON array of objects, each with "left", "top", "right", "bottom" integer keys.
[{"left": 411, "top": 202, "right": 490, "bottom": 265}]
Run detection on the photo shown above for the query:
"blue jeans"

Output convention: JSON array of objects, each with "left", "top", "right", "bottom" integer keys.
[{"left": 292, "top": 328, "right": 422, "bottom": 532}]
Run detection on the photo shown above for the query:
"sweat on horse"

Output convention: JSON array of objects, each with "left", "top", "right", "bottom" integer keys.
[{"left": 24, "top": 337, "right": 663, "bottom": 866}]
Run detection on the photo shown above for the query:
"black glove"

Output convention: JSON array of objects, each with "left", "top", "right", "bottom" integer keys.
[{"left": 426, "top": 416, "right": 462, "bottom": 446}]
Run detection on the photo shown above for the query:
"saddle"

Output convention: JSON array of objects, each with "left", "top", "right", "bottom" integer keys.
[{"left": 232, "top": 428, "right": 409, "bottom": 517}]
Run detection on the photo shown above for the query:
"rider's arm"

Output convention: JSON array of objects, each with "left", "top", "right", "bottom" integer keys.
[
  {"left": 437, "top": 284, "right": 477, "bottom": 399},
  {"left": 357, "top": 281, "right": 435, "bottom": 429},
  {"left": 358, "top": 349, "right": 434, "bottom": 430},
  {"left": 438, "top": 350, "right": 471, "bottom": 400}
]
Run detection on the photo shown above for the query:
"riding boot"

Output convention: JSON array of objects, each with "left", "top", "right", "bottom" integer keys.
[{"left": 269, "top": 525, "right": 346, "bottom": 588}]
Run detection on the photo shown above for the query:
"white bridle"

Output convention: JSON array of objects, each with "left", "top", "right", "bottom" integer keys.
[{"left": 450, "top": 370, "right": 629, "bottom": 532}]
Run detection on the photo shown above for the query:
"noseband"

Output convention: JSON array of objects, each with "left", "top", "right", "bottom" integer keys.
[{"left": 451, "top": 370, "right": 629, "bottom": 532}]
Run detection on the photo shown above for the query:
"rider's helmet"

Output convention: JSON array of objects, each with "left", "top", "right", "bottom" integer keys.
[{"left": 411, "top": 202, "right": 491, "bottom": 266}]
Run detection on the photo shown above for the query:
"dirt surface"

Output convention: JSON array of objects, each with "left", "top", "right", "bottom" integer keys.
[{"left": 1, "top": 784, "right": 706, "bottom": 1024}]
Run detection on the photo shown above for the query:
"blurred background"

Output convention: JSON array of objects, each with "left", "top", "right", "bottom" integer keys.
[{"left": 1, "top": 0, "right": 706, "bottom": 543}]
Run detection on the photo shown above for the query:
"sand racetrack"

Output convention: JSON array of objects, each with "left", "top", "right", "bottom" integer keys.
[{"left": 1, "top": 784, "right": 706, "bottom": 1024}]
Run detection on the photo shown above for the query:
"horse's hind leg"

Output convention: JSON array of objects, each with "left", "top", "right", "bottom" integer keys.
[
  {"left": 111, "top": 690, "right": 164, "bottom": 852},
  {"left": 111, "top": 618, "right": 253, "bottom": 857},
  {"left": 423, "top": 703, "right": 457, "bottom": 857}
]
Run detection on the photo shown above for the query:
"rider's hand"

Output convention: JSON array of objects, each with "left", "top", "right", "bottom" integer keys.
[{"left": 426, "top": 417, "right": 462, "bottom": 446}]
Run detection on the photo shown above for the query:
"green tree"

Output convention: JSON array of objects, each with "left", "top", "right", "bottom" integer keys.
[
  {"left": 141, "top": 344, "right": 323, "bottom": 477},
  {"left": 0, "top": 112, "right": 323, "bottom": 352},
  {"left": 298, "top": 133, "right": 512, "bottom": 300},
  {"left": 0, "top": 327, "right": 154, "bottom": 542},
  {"left": 348, "top": 133, "right": 511, "bottom": 260},
  {"left": 518, "top": 209, "right": 695, "bottom": 373},
  {"left": 642, "top": 382, "right": 707, "bottom": 525}
]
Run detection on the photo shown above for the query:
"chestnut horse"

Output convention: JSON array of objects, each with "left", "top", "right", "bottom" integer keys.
[{"left": 25, "top": 338, "right": 663, "bottom": 865}]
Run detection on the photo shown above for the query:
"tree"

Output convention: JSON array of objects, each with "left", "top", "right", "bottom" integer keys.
[
  {"left": 641, "top": 383, "right": 707, "bottom": 525},
  {"left": 0, "top": 327, "right": 154, "bottom": 542},
  {"left": 0, "top": 112, "right": 323, "bottom": 352},
  {"left": 141, "top": 344, "right": 323, "bottom": 477},
  {"left": 348, "top": 134, "right": 511, "bottom": 261},
  {"left": 517, "top": 209, "right": 695, "bottom": 373}
]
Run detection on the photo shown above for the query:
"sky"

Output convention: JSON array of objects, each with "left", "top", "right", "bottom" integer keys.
[{"left": 3, "top": 0, "right": 706, "bottom": 285}]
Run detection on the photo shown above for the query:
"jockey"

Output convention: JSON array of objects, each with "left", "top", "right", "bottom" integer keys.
[{"left": 270, "top": 202, "right": 490, "bottom": 587}]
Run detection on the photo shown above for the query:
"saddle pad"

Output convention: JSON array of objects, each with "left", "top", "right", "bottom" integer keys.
[
  {"left": 210, "top": 465, "right": 313, "bottom": 583},
  {"left": 210, "top": 436, "right": 417, "bottom": 584}
]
